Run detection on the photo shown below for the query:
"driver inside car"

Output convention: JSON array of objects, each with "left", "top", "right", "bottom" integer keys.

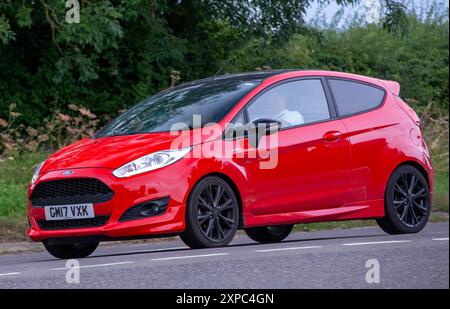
[{"left": 271, "top": 91, "right": 304, "bottom": 127}]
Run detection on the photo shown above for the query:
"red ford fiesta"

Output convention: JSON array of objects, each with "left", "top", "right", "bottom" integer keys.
[{"left": 27, "top": 70, "right": 433, "bottom": 259}]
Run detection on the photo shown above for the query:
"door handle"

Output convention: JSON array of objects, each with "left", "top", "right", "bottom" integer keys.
[{"left": 323, "top": 131, "right": 343, "bottom": 142}]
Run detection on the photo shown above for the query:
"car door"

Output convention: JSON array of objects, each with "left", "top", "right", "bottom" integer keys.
[
  {"left": 326, "top": 78, "right": 388, "bottom": 203},
  {"left": 237, "top": 78, "right": 352, "bottom": 216}
]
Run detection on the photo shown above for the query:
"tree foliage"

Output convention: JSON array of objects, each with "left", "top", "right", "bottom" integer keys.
[
  {"left": 224, "top": 11, "right": 449, "bottom": 109},
  {"left": 0, "top": 0, "right": 447, "bottom": 127}
]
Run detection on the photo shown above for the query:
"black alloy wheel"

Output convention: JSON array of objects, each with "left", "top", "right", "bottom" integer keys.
[
  {"left": 181, "top": 176, "right": 239, "bottom": 248},
  {"left": 377, "top": 165, "right": 431, "bottom": 234},
  {"left": 245, "top": 224, "right": 294, "bottom": 243},
  {"left": 393, "top": 171, "right": 429, "bottom": 227},
  {"left": 43, "top": 241, "right": 99, "bottom": 259}
]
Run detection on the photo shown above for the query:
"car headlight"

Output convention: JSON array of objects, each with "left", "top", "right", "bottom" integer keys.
[
  {"left": 112, "top": 147, "right": 192, "bottom": 178},
  {"left": 31, "top": 161, "right": 45, "bottom": 185}
]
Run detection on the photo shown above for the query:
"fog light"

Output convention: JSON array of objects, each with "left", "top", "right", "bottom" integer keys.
[
  {"left": 119, "top": 197, "right": 170, "bottom": 222},
  {"left": 139, "top": 204, "right": 160, "bottom": 217}
]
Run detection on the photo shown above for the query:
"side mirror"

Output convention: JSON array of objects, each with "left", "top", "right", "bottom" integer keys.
[{"left": 247, "top": 118, "right": 281, "bottom": 147}]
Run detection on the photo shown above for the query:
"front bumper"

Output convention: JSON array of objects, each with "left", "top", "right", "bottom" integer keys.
[{"left": 27, "top": 166, "right": 190, "bottom": 242}]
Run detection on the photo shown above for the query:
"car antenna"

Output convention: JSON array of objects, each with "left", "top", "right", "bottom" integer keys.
[{"left": 214, "top": 68, "right": 224, "bottom": 76}]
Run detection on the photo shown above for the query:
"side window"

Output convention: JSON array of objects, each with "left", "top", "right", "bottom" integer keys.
[
  {"left": 247, "top": 79, "right": 330, "bottom": 129},
  {"left": 224, "top": 111, "right": 246, "bottom": 139},
  {"left": 232, "top": 110, "right": 246, "bottom": 126},
  {"left": 328, "top": 79, "right": 385, "bottom": 116}
]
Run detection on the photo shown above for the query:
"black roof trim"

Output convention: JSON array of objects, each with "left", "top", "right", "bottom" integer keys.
[
  {"left": 175, "top": 69, "right": 298, "bottom": 87},
  {"left": 207, "top": 69, "right": 298, "bottom": 82}
]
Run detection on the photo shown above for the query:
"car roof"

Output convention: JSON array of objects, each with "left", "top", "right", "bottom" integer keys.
[
  {"left": 174, "top": 69, "right": 393, "bottom": 94},
  {"left": 177, "top": 70, "right": 296, "bottom": 86},
  {"left": 205, "top": 69, "right": 297, "bottom": 82},
  {"left": 192, "top": 69, "right": 376, "bottom": 84}
]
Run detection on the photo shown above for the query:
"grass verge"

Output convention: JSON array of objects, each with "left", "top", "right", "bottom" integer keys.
[{"left": 0, "top": 152, "right": 448, "bottom": 243}]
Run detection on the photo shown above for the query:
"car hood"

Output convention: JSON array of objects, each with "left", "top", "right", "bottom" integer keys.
[{"left": 41, "top": 132, "right": 197, "bottom": 173}]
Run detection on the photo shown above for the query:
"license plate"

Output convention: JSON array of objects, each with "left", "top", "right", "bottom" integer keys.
[{"left": 44, "top": 204, "right": 94, "bottom": 221}]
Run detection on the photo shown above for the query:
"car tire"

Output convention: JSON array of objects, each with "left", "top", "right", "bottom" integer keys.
[
  {"left": 245, "top": 225, "right": 294, "bottom": 243},
  {"left": 376, "top": 165, "right": 431, "bottom": 234},
  {"left": 43, "top": 241, "right": 99, "bottom": 259},
  {"left": 181, "top": 176, "right": 240, "bottom": 249}
]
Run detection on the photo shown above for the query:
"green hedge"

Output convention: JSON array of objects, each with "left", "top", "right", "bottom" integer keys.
[{"left": 0, "top": 2, "right": 448, "bottom": 126}]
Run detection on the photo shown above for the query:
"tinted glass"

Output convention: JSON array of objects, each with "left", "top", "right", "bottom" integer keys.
[
  {"left": 247, "top": 79, "right": 330, "bottom": 129},
  {"left": 328, "top": 79, "right": 385, "bottom": 116},
  {"left": 224, "top": 111, "right": 246, "bottom": 139},
  {"left": 232, "top": 110, "right": 246, "bottom": 126},
  {"left": 94, "top": 79, "right": 260, "bottom": 137}
]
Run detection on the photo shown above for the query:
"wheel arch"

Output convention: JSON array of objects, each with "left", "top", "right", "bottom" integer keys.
[
  {"left": 188, "top": 172, "right": 245, "bottom": 229},
  {"left": 395, "top": 160, "right": 431, "bottom": 188},
  {"left": 381, "top": 159, "right": 433, "bottom": 210}
]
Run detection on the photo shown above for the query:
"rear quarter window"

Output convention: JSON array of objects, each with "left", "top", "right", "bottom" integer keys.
[{"left": 328, "top": 79, "right": 385, "bottom": 117}]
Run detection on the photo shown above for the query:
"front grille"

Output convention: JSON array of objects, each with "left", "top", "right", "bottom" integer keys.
[
  {"left": 37, "top": 216, "right": 110, "bottom": 230},
  {"left": 30, "top": 178, "right": 114, "bottom": 206}
]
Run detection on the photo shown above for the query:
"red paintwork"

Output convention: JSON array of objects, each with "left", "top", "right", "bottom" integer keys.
[{"left": 27, "top": 70, "right": 433, "bottom": 242}]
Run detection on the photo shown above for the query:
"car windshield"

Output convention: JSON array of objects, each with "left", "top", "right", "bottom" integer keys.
[{"left": 93, "top": 78, "right": 261, "bottom": 138}]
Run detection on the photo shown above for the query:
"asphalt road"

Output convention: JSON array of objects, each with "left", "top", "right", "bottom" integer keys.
[{"left": 0, "top": 222, "right": 448, "bottom": 289}]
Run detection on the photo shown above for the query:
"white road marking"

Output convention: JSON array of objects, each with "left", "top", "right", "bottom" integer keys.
[
  {"left": 145, "top": 246, "right": 187, "bottom": 251},
  {"left": 128, "top": 246, "right": 187, "bottom": 254},
  {"left": 255, "top": 246, "right": 322, "bottom": 252},
  {"left": 50, "top": 261, "right": 133, "bottom": 271},
  {"left": 343, "top": 240, "right": 411, "bottom": 246},
  {"left": 151, "top": 253, "right": 229, "bottom": 261},
  {"left": 432, "top": 237, "right": 449, "bottom": 241},
  {"left": 0, "top": 272, "right": 21, "bottom": 277}
]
